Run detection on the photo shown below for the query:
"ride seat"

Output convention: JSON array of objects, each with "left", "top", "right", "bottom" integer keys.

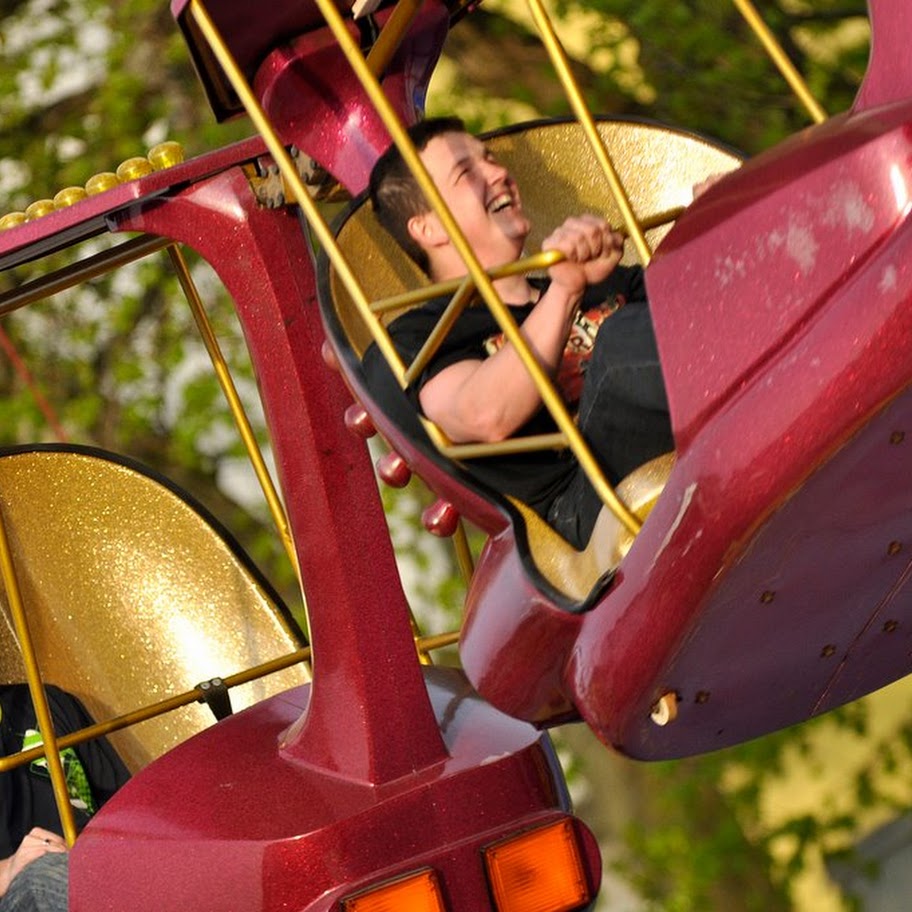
[
  {"left": 0, "top": 445, "right": 309, "bottom": 772},
  {"left": 320, "top": 117, "right": 741, "bottom": 608}
]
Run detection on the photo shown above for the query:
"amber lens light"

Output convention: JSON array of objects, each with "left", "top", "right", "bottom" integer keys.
[
  {"left": 341, "top": 869, "right": 446, "bottom": 912},
  {"left": 484, "top": 819, "right": 591, "bottom": 912}
]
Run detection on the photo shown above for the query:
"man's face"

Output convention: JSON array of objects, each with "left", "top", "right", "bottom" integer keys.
[{"left": 416, "top": 131, "right": 530, "bottom": 270}]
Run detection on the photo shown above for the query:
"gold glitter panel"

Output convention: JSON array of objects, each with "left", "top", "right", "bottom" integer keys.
[{"left": 0, "top": 449, "right": 309, "bottom": 773}]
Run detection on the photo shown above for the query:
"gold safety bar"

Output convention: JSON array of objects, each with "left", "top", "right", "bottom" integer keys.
[
  {"left": 0, "top": 647, "right": 315, "bottom": 776},
  {"left": 187, "top": 0, "right": 643, "bottom": 538},
  {"left": 0, "top": 621, "right": 460, "bottom": 779},
  {"left": 732, "top": 0, "right": 828, "bottom": 124},
  {"left": 0, "top": 504, "right": 78, "bottom": 845},
  {"left": 164, "top": 244, "right": 301, "bottom": 581}
]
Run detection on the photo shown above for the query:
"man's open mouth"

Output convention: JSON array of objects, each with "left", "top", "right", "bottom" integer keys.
[{"left": 488, "top": 191, "right": 513, "bottom": 213}]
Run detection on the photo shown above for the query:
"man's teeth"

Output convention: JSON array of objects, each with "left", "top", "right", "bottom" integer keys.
[{"left": 489, "top": 193, "right": 512, "bottom": 212}]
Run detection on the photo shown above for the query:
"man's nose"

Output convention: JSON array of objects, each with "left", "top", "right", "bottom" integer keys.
[{"left": 482, "top": 159, "right": 509, "bottom": 183}]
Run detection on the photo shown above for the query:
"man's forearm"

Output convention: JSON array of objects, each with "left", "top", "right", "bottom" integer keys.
[
  {"left": 420, "top": 288, "right": 580, "bottom": 442},
  {"left": 0, "top": 856, "right": 12, "bottom": 897}
]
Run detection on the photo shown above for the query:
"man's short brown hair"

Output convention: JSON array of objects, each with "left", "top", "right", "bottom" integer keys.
[{"left": 368, "top": 116, "right": 466, "bottom": 275}]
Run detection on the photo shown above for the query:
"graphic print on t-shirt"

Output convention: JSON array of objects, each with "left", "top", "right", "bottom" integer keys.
[{"left": 482, "top": 293, "right": 626, "bottom": 407}]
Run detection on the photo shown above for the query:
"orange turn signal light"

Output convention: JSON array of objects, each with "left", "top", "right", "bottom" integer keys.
[
  {"left": 341, "top": 868, "right": 446, "bottom": 912},
  {"left": 483, "top": 819, "right": 591, "bottom": 912}
]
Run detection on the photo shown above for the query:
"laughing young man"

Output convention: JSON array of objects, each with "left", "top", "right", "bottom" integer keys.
[{"left": 367, "top": 117, "right": 675, "bottom": 549}]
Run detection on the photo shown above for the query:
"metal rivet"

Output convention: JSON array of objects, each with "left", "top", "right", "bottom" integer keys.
[
  {"left": 890, "top": 431, "right": 905, "bottom": 445},
  {"left": 650, "top": 692, "right": 678, "bottom": 726},
  {"left": 695, "top": 690, "right": 711, "bottom": 705},
  {"left": 821, "top": 644, "right": 836, "bottom": 658},
  {"left": 884, "top": 620, "right": 899, "bottom": 633},
  {"left": 888, "top": 541, "right": 903, "bottom": 556},
  {"left": 760, "top": 590, "right": 775, "bottom": 604}
]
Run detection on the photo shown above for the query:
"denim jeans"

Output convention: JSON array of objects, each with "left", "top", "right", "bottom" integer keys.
[
  {"left": 0, "top": 854, "right": 68, "bottom": 912},
  {"left": 547, "top": 301, "right": 673, "bottom": 549}
]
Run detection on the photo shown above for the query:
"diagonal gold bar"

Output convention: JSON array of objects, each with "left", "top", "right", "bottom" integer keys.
[
  {"left": 0, "top": 503, "right": 78, "bottom": 846},
  {"left": 364, "top": 0, "right": 423, "bottom": 79},
  {"left": 369, "top": 207, "right": 682, "bottom": 317},
  {"left": 166, "top": 245, "right": 306, "bottom": 605},
  {"left": 0, "top": 645, "right": 314, "bottom": 773},
  {"left": 525, "top": 0, "right": 652, "bottom": 265},
  {"left": 0, "top": 624, "right": 457, "bottom": 769},
  {"left": 370, "top": 249, "right": 564, "bottom": 315},
  {"left": 404, "top": 276, "right": 476, "bottom": 386},
  {"left": 451, "top": 520, "right": 475, "bottom": 583},
  {"left": 0, "top": 235, "right": 171, "bottom": 317},
  {"left": 732, "top": 0, "right": 827, "bottom": 124}
]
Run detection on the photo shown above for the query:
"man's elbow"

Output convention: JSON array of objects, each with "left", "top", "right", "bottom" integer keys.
[{"left": 465, "top": 406, "right": 518, "bottom": 443}]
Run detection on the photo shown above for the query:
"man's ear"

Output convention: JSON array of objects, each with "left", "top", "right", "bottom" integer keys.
[{"left": 407, "top": 211, "right": 449, "bottom": 250}]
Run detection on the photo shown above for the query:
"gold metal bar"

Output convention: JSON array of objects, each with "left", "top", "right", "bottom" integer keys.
[
  {"left": 0, "top": 504, "right": 78, "bottom": 845},
  {"left": 370, "top": 250, "right": 563, "bottom": 315},
  {"left": 418, "top": 414, "right": 453, "bottom": 451},
  {"left": 443, "top": 432, "right": 568, "bottom": 460},
  {"left": 525, "top": 0, "right": 652, "bottom": 265},
  {"left": 166, "top": 245, "right": 303, "bottom": 588},
  {"left": 188, "top": 0, "right": 408, "bottom": 391},
  {"left": 451, "top": 520, "right": 475, "bottom": 584},
  {"left": 364, "top": 0, "right": 423, "bottom": 78},
  {"left": 0, "top": 623, "right": 458, "bottom": 777},
  {"left": 0, "top": 235, "right": 171, "bottom": 317},
  {"left": 0, "top": 644, "right": 313, "bottom": 774},
  {"left": 416, "top": 630, "right": 460, "bottom": 653},
  {"left": 404, "top": 277, "right": 476, "bottom": 385},
  {"left": 732, "top": 0, "right": 827, "bottom": 124},
  {"left": 370, "top": 209, "right": 679, "bottom": 316}
]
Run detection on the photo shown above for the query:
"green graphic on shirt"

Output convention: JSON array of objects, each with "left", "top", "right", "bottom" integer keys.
[{"left": 23, "top": 728, "right": 97, "bottom": 815}]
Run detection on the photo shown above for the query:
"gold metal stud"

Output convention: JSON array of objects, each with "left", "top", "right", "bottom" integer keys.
[
  {"left": 148, "top": 141, "right": 184, "bottom": 170},
  {"left": 85, "top": 172, "right": 120, "bottom": 195},
  {"left": 650, "top": 691, "right": 678, "bottom": 726},
  {"left": 116, "top": 157, "right": 154, "bottom": 182},
  {"left": 0, "top": 212, "right": 27, "bottom": 231},
  {"left": 24, "top": 199, "right": 56, "bottom": 221},
  {"left": 53, "top": 186, "right": 88, "bottom": 209}
]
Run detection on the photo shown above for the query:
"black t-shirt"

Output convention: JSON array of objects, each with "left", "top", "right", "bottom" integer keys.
[
  {"left": 0, "top": 684, "right": 131, "bottom": 857},
  {"left": 369, "top": 265, "right": 646, "bottom": 516}
]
